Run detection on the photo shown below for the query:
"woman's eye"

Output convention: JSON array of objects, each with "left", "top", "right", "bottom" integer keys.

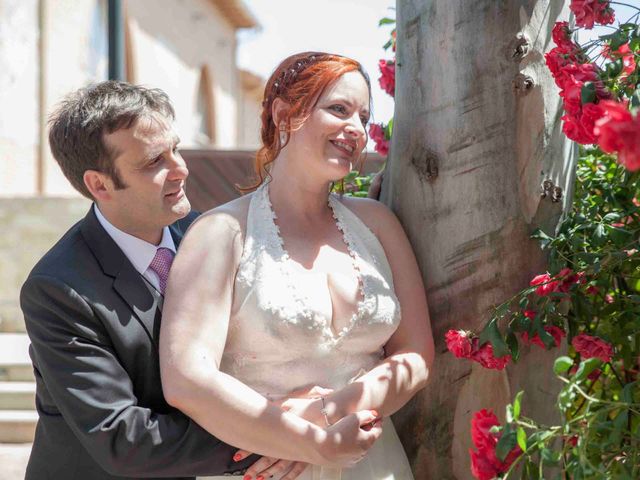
[
  {"left": 360, "top": 116, "right": 369, "bottom": 125},
  {"left": 330, "top": 104, "right": 347, "bottom": 114}
]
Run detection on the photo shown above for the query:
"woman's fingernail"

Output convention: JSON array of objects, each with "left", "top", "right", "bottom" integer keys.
[
  {"left": 371, "top": 410, "right": 379, "bottom": 417},
  {"left": 243, "top": 475, "right": 251, "bottom": 480},
  {"left": 257, "top": 476, "right": 265, "bottom": 480},
  {"left": 233, "top": 453, "right": 243, "bottom": 462}
]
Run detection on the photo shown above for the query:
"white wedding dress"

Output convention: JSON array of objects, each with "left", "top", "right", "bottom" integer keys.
[{"left": 205, "top": 183, "right": 414, "bottom": 479}]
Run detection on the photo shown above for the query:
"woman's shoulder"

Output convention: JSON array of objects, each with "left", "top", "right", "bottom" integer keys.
[
  {"left": 337, "top": 195, "right": 399, "bottom": 237},
  {"left": 182, "top": 193, "right": 254, "bottom": 248}
]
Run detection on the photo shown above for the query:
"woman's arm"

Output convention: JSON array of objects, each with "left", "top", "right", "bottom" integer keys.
[
  {"left": 308, "top": 199, "right": 435, "bottom": 424},
  {"left": 159, "top": 207, "right": 381, "bottom": 467}
]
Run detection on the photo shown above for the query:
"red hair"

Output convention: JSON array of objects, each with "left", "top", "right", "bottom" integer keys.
[{"left": 243, "top": 52, "right": 371, "bottom": 191}]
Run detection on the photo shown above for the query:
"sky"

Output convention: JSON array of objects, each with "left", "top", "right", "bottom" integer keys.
[
  {"left": 236, "top": 0, "right": 639, "bottom": 148},
  {"left": 236, "top": 0, "right": 397, "bottom": 130}
]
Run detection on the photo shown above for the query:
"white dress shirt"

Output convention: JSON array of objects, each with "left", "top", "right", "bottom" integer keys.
[{"left": 94, "top": 205, "right": 176, "bottom": 293}]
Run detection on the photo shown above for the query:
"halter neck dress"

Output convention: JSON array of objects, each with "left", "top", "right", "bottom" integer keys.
[{"left": 207, "top": 183, "right": 414, "bottom": 480}]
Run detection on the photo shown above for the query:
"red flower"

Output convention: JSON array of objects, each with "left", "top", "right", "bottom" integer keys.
[
  {"left": 446, "top": 330, "right": 473, "bottom": 359},
  {"left": 545, "top": 46, "right": 582, "bottom": 88},
  {"left": 603, "top": 43, "right": 637, "bottom": 79},
  {"left": 567, "top": 435, "right": 579, "bottom": 447},
  {"left": 471, "top": 340, "right": 511, "bottom": 370},
  {"left": 572, "top": 333, "right": 614, "bottom": 362},
  {"left": 368, "top": 123, "right": 389, "bottom": 156},
  {"left": 470, "top": 409, "right": 523, "bottom": 480},
  {"left": 586, "top": 285, "right": 600, "bottom": 295},
  {"left": 522, "top": 326, "right": 566, "bottom": 349},
  {"left": 530, "top": 273, "right": 558, "bottom": 296},
  {"left": 594, "top": 101, "right": 640, "bottom": 171},
  {"left": 570, "top": 0, "right": 615, "bottom": 29},
  {"left": 523, "top": 310, "right": 536, "bottom": 320},
  {"left": 378, "top": 59, "right": 395, "bottom": 97},
  {"left": 557, "top": 268, "right": 586, "bottom": 293},
  {"left": 470, "top": 448, "right": 502, "bottom": 480},
  {"left": 552, "top": 21, "right": 575, "bottom": 49},
  {"left": 471, "top": 409, "right": 500, "bottom": 450}
]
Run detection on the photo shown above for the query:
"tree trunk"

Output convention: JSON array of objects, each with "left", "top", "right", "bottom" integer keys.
[{"left": 384, "top": 1, "right": 574, "bottom": 478}]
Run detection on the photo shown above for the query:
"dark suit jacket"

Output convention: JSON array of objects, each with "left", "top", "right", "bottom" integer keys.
[{"left": 20, "top": 207, "right": 255, "bottom": 479}]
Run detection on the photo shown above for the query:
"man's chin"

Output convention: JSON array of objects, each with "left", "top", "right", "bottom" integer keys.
[{"left": 170, "top": 197, "right": 192, "bottom": 220}]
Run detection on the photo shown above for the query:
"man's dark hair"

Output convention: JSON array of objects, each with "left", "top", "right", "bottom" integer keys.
[{"left": 48, "top": 80, "right": 175, "bottom": 199}]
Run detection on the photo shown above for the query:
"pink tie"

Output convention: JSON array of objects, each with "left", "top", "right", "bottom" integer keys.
[{"left": 149, "top": 247, "right": 174, "bottom": 295}]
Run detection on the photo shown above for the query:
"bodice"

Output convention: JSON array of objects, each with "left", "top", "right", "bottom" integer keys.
[{"left": 219, "top": 183, "right": 401, "bottom": 397}]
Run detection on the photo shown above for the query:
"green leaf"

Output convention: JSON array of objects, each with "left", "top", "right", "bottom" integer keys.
[
  {"left": 378, "top": 17, "right": 395, "bottom": 26},
  {"left": 541, "top": 447, "right": 561, "bottom": 465},
  {"left": 581, "top": 82, "right": 597, "bottom": 105},
  {"left": 506, "top": 404, "right": 514, "bottom": 423},
  {"left": 574, "top": 357, "right": 602, "bottom": 382},
  {"left": 478, "top": 318, "right": 510, "bottom": 358},
  {"left": 554, "top": 356, "right": 573, "bottom": 374},
  {"left": 513, "top": 391, "right": 523, "bottom": 420},
  {"left": 622, "top": 382, "right": 637, "bottom": 404},
  {"left": 506, "top": 331, "right": 520, "bottom": 362},
  {"left": 605, "top": 58, "right": 624, "bottom": 78},
  {"left": 495, "top": 427, "right": 517, "bottom": 462},
  {"left": 516, "top": 426, "right": 527, "bottom": 451}
]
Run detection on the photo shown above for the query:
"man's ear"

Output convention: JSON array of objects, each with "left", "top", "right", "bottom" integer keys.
[
  {"left": 271, "top": 98, "right": 290, "bottom": 130},
  {"left": 83, "top": 170, "right": 112, "bottom": 202}
]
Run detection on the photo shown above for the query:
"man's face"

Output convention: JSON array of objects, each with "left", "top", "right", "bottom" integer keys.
[{"left": 99, "top": 114, "right": 190, "bottom": 244}]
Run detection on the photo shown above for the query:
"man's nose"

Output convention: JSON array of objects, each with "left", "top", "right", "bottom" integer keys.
[{"left": 167, "top": 151, "right": 189, "bottom": 180}]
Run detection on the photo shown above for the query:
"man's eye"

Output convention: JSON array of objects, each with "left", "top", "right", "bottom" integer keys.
[
  {"left": 149, "top": 156, "right": 162, "bottom": 166},
  {"left": 172, "top": 145, "right": 180, "bottom": 154}
]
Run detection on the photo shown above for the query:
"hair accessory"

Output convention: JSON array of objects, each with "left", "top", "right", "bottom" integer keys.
[{"left": 266, "top": 54, "right": 320, "bottom": 106}]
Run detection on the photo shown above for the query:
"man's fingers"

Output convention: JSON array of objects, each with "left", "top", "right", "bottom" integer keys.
[
  {"left": 256, "top": 459, "right": 299, "bottom": 479},
  {"left": 233, "top": 449, "right": 252, "bottom": 462},
  {"left": 244, "top": 456, "right": 277, "bottom": 477},
  {"left": 281, "top": 462, "right": 310, "bottom": 480}
]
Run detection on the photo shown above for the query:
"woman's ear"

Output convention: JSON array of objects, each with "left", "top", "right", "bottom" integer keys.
[{"left": 271, "top": 98, "right": 290, "bottom": 130}]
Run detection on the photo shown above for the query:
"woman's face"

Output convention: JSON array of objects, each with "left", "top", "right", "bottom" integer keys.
[{"left": 287, "top": 71, "right": 370, "bottom": 182}]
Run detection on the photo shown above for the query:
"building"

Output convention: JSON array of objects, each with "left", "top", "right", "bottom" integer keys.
[
  {"left": 0, "top": 0, "right": 264, "bottom": 452},
  {"left": 0, "top": 0, "right": 263, "bottom": 197}
]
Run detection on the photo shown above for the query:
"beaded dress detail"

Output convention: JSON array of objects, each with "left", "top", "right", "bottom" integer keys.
[{"left": 212, "top": 183, "right": 413, "bottom": 480}]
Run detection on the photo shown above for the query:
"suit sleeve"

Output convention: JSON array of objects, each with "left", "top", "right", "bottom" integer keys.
[{"left": 21, "top": 274, "right": 256, "bottom": 477}]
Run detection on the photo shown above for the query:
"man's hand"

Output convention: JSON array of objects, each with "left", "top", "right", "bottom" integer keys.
[
  {"left": 234, "top": 410, "right": 382, "bottom": 474},
  {"left": 234, "top": 451, "right": 308, "bottom": 480}
]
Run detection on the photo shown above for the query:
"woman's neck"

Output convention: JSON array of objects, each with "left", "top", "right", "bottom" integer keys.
[{"left": 268, "top": 160, "right": 333, "bottom": 221}]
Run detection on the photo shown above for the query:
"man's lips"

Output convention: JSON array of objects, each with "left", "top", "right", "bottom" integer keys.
[{"left": 164, "top": 186, "right": 185, "bottom": 199}]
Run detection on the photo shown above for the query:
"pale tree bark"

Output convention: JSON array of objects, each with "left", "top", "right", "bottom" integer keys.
[{"left": 384, "top": 1, "right": 575, "bottom": 478}]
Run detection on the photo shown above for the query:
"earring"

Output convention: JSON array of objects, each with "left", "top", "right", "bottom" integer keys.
[{"left": 279, "top": 125, "right": 286, "bottom": 144}]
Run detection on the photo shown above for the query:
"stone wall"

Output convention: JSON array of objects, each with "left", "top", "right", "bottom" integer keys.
[{"left": 0, "top": 197, "right": 90, "bottom": 332}]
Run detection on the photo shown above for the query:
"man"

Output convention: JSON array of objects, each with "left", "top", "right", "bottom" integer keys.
[{"left": 21, "top": 81, "right": 373, "bottom": 479}]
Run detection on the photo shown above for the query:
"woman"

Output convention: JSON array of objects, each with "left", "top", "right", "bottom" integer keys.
[{"left": 160, "top": 52, "right": 434, "bottom": 480}]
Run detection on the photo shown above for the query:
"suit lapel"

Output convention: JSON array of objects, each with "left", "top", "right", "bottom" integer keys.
[{"left": 80, "top": 207, "right": 161, "bottom": 344}]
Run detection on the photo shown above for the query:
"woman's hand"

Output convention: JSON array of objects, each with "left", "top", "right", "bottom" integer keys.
[{"left": 273, "top": 385, "right": 333, "bottom": 426}]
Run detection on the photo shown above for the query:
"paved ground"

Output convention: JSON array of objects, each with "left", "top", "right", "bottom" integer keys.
[{"left": 0, "top": 444, "right": 30, "bottom": 479}]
